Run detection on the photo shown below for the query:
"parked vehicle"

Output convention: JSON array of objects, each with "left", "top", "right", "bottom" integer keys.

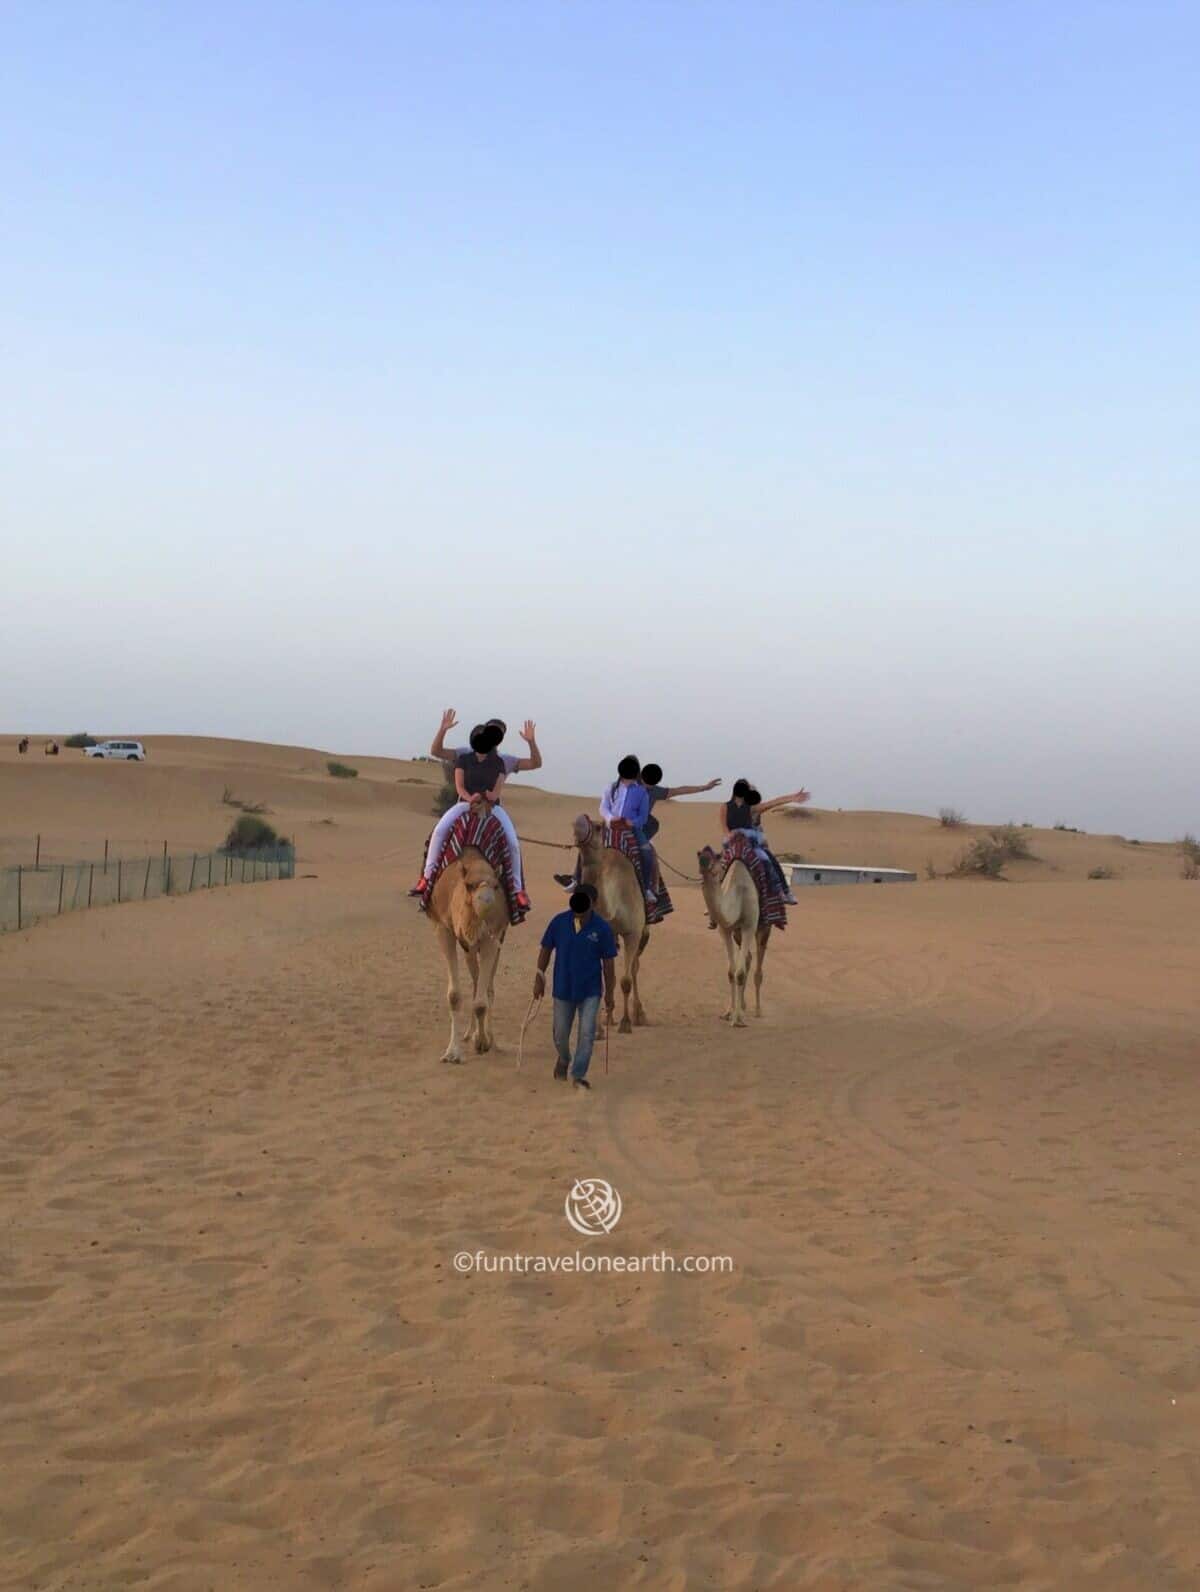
[{"left": 84, "top": 740, "right": 147, "bottom": 761}]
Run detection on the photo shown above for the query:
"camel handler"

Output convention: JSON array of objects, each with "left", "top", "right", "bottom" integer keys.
[{"left": 533, "top": 883, "right": 617, "bottom": 1091}]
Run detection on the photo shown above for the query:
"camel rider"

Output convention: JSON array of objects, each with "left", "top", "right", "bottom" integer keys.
[
  {"left": 722, "top": 779, "right": 810, "bottom": 906},
  {"left": 599, "top": 755, "right": 657, "bottom": 909},
  {"left": 429, "top": 707, "right": 543, "bottom": 778},
  {"left": 555, "top": 762, "right": 721, "bottom": 891},
  {"left": 413, "top": 722, "right": 531, "bottom": 909}
]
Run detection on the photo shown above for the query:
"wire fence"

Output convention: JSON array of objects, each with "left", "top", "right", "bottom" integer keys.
[{"left": 1, "top": 842, "right": 296, "bottom": 934}]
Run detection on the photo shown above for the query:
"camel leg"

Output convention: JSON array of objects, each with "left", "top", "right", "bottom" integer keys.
[
  {"left": 631, "top": 927, "right": 650, "bottom": 1025},
  {"left": 473, "top": 935, "right": 502, "bottom": 1053},
  {"left": 618, "top": 933, "right": 636, "bottom": 1035},
  {"left": 731, "top": 932, "right": 751, "bottom": 1028},
  {"left": 438, "top": 926, "right": 468, "bottom": 1063},
  {"left": 753, "top": 926, "right": 770, "bottom": 1018},
  {"left": 463, "top": 947, "right": 481, "bottom": 1049},
  {"left": 719, "top": 927, "right": 736, "bottom": 1022}
]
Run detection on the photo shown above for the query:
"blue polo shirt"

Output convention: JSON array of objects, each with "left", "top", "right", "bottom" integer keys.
[{"left": 540, "top": 910, "right": 618, "bottom": 1003}]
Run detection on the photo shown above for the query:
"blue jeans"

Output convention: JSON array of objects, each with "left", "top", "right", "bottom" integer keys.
[
  {"left": 633, "top": 826, "right": 657, "bottom": 896},
  {"left": 553, "top": 995, "right": 601, "bottom": 1079}
]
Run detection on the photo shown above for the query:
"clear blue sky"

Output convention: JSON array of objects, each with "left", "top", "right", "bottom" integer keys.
[{"left": 4, "top": 2, "right": 1197, "bottom": 837}]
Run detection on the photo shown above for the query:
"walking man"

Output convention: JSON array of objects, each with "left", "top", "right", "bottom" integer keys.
[{"left": 533, "top": 883, "right": 617, "bottom": 1090}]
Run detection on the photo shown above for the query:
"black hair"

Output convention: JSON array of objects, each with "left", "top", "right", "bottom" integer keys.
[
  {"left": 641, "top": 763, "right": 663, "bottom": 786},
  {"left": 485, "top": 718, "right": 507, "bottom": 740},
  {"left": 747, "top": 788, "right": 763, "bottom": 807},
  {"left": 469, "top": 726, "right": 491, "bottom": 753},
  {"left": 617, "top": 755, "right": 641, "bottom": 780},
  {"left": 732, "top": 778, "right": 751, "bottom": 800},
  {"left": 480, "top": 722, "right": 504, "bottom": 752}
]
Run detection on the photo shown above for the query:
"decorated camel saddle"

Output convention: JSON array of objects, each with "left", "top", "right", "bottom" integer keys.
[
  {"left": 603, "top": 817, "right": 673, "bottom": 924},
  {"left": 419, "top": 808, "right": 529, "bottom": 925},
  {"left": 716, "top": 832, "right": 788, "bottom": 930}
]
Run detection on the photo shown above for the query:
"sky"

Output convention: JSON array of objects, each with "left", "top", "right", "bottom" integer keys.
[{"left": 3, "top": 2, "right": 1197, "bottom": 838}]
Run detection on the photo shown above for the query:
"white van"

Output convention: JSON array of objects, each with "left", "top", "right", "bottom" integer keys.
[{"left": 85, "top": 740, "right": 147, "bottom": 761}]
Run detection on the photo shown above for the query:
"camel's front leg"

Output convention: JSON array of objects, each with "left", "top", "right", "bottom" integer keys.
[
  {"left": 464, "top": 946, "right": 482, "bottom": 1049},
  {"left": 719, "top": 927, "right": 736, "bottom": 1021},
  {"left": 730, "top": 931, "right": 751, "bottom": 1027},
  {"left": 473, "top": 934, "right": 502, "bottom": 1053},
  {"left": 438, "top": 926, "right": 468, "bottom": 1062},
  {"left": 631, "top": 927, "right": 649, "bottom": 1026},
  {"left": 617, "top": 932, "right": 636, "bottom": 1034},
  {"left": 753, "top": 926, "right": 770, "bottom": 1017}
]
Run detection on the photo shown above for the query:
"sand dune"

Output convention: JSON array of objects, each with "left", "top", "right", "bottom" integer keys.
[{"left": 2, "top": 736, "right": 1199, "bottom": 1589}]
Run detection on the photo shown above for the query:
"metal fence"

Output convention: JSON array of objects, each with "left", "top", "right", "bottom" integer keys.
[{"left": 1, "top": 844, "right": 295, "bottom": 934}]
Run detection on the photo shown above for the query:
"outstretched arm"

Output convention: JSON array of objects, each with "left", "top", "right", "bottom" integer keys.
[
  {"left": 430, "top": 707, "right": 459, "bottom": 764},
  {"left": 512, "top": 719, "right": 542, "bottom": 772},
  {"left": 754, "top": 788, "right": 811, "bottom": 818},
  {"left": 663, "top": 778, "right": 721, "bottom": 799}
]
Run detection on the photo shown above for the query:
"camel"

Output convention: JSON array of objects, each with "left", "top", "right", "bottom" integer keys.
[
  {"left": 573, "top": 813, "right": 649, "bottom": 1033},
  {"left": 698, "top": 846, "right": 770, "bottom": 1026},
  {"left": 426, "top": 845, "right": 509, "bottom": 1063}
]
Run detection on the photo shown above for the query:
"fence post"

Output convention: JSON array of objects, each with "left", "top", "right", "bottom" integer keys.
[
  {"left": 144, "top": 857, "right": 152, "bottom": 899},
  {"left": 58, "top": 865, "right": 65, "bottom": 915},
  {"left": 35, "top": 834, "right": 41, "bottom": 870},
  {"left": 16, "top": 866, "right": 21, "bottom": 931},
  {"left": 117, "top": 858, "right": 122, "bottom": 904},
  {"left": 188, "top": 854, "right": 197, "bottom": 892},
  {"left": 207, "top": 854, "right": 213, "bottom": 888},
  {"left": 104, "top": 838, "right": 109, "bottom": 875},
  {"left": 88, "top": 863, "right": 94, "bottom": 908}
]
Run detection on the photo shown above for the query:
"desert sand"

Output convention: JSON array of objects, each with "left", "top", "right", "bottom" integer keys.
[{"left": 2, "top": 736, "right": 1199, "bottom": 1589}]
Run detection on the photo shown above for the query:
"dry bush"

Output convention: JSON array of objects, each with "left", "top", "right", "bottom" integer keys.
[
  {"left": 938, "top": 807, "right": 966, "bottom": 828},
  {"left": 952, "top": 836, "right": 1008, "bottom": 878},
  {"left": 1088, "top": 866, "right": 1117, "bottom": 880}
]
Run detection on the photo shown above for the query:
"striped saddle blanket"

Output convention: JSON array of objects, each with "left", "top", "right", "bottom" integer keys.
[
  {"left": 721, "top": 832, "right": 788, "bottom": 930},
  {"left": 423, "top": 809, "right": 528, "bottom": 926},
  {"left": 605, "top": 819, "right": 673, "bottom": 925}
]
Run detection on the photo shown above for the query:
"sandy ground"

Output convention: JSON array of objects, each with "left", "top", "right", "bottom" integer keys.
[{"left": 2, "top": 737, "right": 1199, "bottom": 1589}]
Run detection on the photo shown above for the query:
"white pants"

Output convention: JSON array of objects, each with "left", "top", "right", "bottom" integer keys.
[{"left": 424, "top": 802, "right": 524, "bottom": 891}]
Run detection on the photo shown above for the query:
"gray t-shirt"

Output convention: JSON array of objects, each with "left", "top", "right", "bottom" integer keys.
[
  {"left": 643, "top": 784, "right": 670, "bottom": 839},
  {"left": 455, "top": 746, "right": 520, "bottom": 776}
]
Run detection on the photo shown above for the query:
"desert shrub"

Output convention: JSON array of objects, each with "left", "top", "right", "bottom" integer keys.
[
  {"left": 781, "top": 804, "right": 816, "bottom": 820},
  {"left": 223, "top": 814, "right": 282, "bottom": 853},
  {"left": 1088, "top": 866, "right": 1116, "bottom": 880},
  {"left": 992, "top": 823, "right": 1034, "bottom": 861},
  {"left": 327, "top": 760, "right": 358, "bottom": 779},
  {"left": 776, "top": 851, "right": 806, "bottom": 863},
  {"left": 1053, "top": 822, "right": 1084, "bottom": 834},
  {"left": 222, "top": 786, "right": 269, "bottom": 813},
  {"left": 952, "top": 836, "right": 1008, "bottom": 878},
  {"left": 938, "top": 807, "right": 966, "bottom": 828},
  {"left": 924, "top": 857, "right": 938, "bottom": 880},
  {"left": 432, "top": 767, "right": 458, "bottom": 817},
  {"left": 65, "top": 731, "right": 97, "bottom": 748}
]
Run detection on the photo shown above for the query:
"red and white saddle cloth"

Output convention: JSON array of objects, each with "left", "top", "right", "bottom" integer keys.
[
  {"left": 420, "top": 809, "right": 528, "bottom": 926},
  {"left": 720, "top": 832, "right": 788, "bottom": 930},
  {"left": 604, "top": 818, "right": 673, "bottom": 925}
]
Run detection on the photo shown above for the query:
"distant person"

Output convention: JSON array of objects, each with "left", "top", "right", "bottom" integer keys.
[
  {"left": 17, "top": 737, "right": 29, "bottom": 754},
  {"left": 599, "top": 755, "right": 657, "bottom": 908},
  {"left": 533, "top": 883, "right": 616, "bottom": 1089}
]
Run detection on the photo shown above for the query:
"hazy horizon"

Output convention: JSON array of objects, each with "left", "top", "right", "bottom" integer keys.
[{"left": 5, "top": 3, "right": 1197, "bottom": 842}]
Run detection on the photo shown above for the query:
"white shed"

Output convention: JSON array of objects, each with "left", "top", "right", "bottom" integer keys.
[{"left": 789, "top": 863, "right": 916, "bottom": 888}]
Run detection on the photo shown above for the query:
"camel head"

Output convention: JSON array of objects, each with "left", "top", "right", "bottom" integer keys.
[
  {"left": 459, "top": 848, "right": 502, "bottom": 918},
  {"left": 573, "top": 813, "right": 601, "bottom": 852},
  {"left": 697, "top": 846, "right": 719, "bottom": 877}
]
